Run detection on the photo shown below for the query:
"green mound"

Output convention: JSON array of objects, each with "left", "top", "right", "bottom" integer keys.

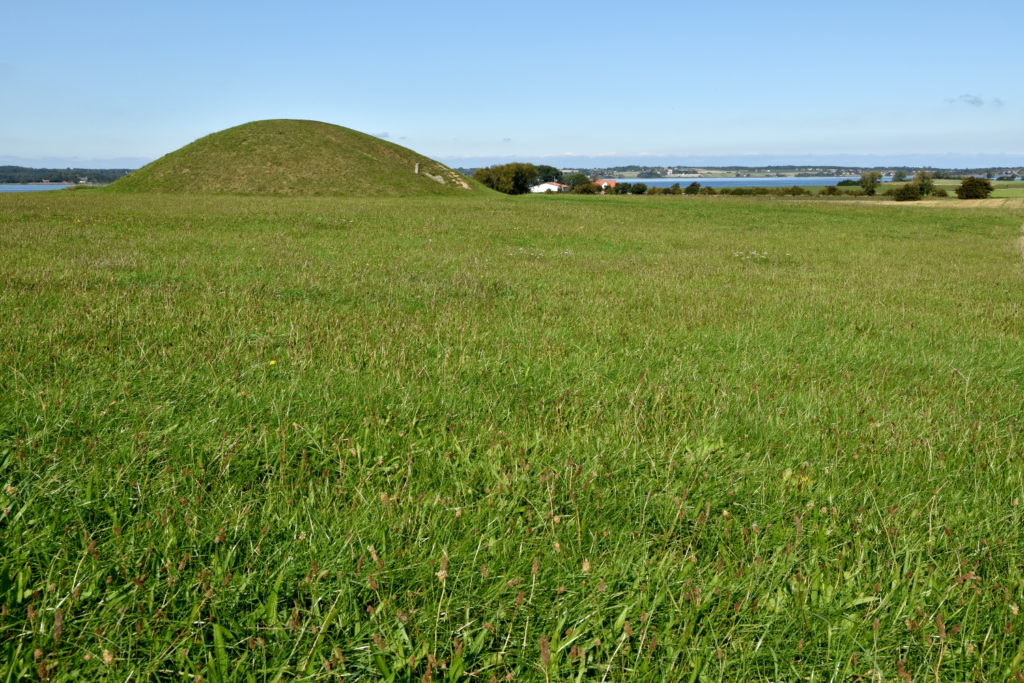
[{"left": 109, "top": 119, "right": 490, "bottom": 197}]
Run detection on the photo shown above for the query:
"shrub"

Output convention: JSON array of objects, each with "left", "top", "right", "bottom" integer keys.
[
  {"left": 913, "top": 171, "right": 935, "bottom": 196},
  {"left": 932, "top": 188, "right": 949, "bottom": 197},
  {"left": 956, "top": 177, "right": 993, "bottom": 199},
  {"left": 571, "top": 182, "right": 598, "bottom": 195},
  {"left": 698, "top": 186, "right": 718, "bottom": 195},
  {"left": 683, "top": 182, "right": 701, "bottom": 195},
  {"left": 837, "top": 179, "right": 859, "bottom": 186},
  {"left": 892, "top": 183, "right": 922, "bottom": 201},
  {"left": 631, "top": 183, "right": 648, "bottom": 195},
  {"left": 859, "top": 171, "right": 882, "bottom": 196},
  {"left": 820, "top": 185, "right": 840, "bottom": 196}
]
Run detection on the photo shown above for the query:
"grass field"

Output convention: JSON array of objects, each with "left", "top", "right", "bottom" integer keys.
[{"left": 2, "top": 190, "right": 1024, "bottom": 680}]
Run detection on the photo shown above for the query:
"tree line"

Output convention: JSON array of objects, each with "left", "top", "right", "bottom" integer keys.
[
  {"left": 0, "top": 166, "right": 133, "bottom": 184},
  {"left": 473, "top": 163, "right": 997, "bottom": 200}
]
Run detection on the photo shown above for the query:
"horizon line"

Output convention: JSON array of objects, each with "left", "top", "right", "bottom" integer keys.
[{"left": 4, "top": 152, "right": 1023, "bottom": 172}]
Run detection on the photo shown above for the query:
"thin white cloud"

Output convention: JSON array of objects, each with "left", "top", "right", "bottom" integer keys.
[{"left": 946, "top": 94, "right": 1005, "bottom": 107}]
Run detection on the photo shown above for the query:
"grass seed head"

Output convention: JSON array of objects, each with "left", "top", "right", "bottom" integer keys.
[{"left": 53, "top": 610, "right": 63, "bottom": 643}]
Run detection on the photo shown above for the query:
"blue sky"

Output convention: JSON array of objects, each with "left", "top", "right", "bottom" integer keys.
[{"left": 2, "top": 0, "right": 1022, "bottom": 168}]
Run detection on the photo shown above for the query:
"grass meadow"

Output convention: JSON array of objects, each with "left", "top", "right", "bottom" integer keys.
[{"left": 2, "top": 191, "right": 1024, "bottom": 680}]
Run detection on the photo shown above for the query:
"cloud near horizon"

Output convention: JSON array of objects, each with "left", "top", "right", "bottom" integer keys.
[{"left": 947, "top": 94, "right": 1005, "bottom": 107}]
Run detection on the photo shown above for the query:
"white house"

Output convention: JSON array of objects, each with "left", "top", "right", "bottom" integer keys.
[{"left": 529, "top": 182, "right": 570, "bottom": 193}]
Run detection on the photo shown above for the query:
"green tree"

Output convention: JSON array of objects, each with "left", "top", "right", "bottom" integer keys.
[
  {"left": 913, "top": 171, "right": 935, "bottom": 196},
  {"left": 473, "top": 167, "right": 496, "bottom": 190},
  {"left": 892, "top": 170, "right": 908, "bottom": 182},
  {"left": 534, "top": 165, "right": 562, "bottom": 184},
  {"left": 955, "top": 176, "right": 993, "bottom": 199},
  {"left": 473, "top": 163, "right": 538, "bottom": 195},
  {"left": 683, "top": 182, "right": 701, "bottom": 195},
  {"left": 631, "top": 183, "right": 648, "bottom": 195},
  {"left": 571, "top": 182, "right": 598, "bottom": 194},
  {"left": 564, "top": 173, "right": 591, "bottom": 188},
  {"left": 859, "top": 171, "right": 882, "bottom": 196}
]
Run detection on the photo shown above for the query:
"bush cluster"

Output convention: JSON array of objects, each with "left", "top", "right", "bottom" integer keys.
[
  {"left": 891, "top": 183, "right": 922, "bottom": 201},
  {"left": 614, "top": 183, "right": 871, "bottom": 198},
  {"left": 882, "top": 172, "right": 939, "bottom": 202},
  {"left": 602, "top": 182, "right": 648, "bottom": 195},
  {"left": 711, "top": 185, "right": 864, "bottom": 197},
  {"left": 473, "top": 163, "right": 538, "bottom": 195},
  {"left": 474, "top": 164, "right": 566, "bottom": 194},
  {"left": 955, "top": 176, "right": 994, "bottom": 199}
]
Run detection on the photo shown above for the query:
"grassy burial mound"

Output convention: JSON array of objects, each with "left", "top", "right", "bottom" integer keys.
[{"left": 108, "top": 119, "right": 489, "bottom": 197}]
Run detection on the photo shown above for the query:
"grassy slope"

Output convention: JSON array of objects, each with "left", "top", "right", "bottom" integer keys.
[
  {"left": 1, "top": 192, "right": 1024, "bottom": 679},
  {"left": 108, "top": 119, "right": 492, "bottom": 197}
]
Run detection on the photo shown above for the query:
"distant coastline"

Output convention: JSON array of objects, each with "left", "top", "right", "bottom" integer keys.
[{"left": 0, "top": 166, "right": 132, "bottom": 185}]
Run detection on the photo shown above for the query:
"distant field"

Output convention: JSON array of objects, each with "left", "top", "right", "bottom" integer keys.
[{"left": 2, "top": 191, "right": 1023, "bottom": 680}]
